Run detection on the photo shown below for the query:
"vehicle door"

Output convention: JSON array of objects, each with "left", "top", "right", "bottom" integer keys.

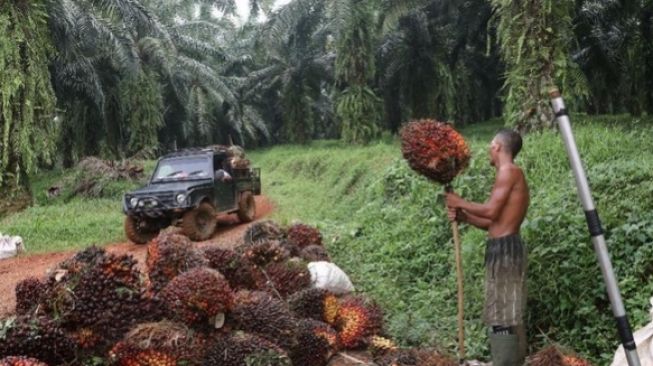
[{"left": 213, "top": 155, "right": 236, "bottom": 212}]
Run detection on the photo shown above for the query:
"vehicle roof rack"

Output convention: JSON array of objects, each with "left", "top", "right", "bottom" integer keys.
[{"left": 162, "top": 145, "right": 231, "bottom": 159}]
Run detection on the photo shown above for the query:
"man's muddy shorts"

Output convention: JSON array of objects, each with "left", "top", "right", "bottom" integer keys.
[{"left": 483, "top": 234, "right": 527, "bottom": 326}]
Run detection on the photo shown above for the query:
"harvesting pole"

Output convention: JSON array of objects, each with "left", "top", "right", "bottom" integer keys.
[
  {"left": 549, "top": 88, "right": 641, "bottom": 366},
  {"left": 400, "top": 120, "right": 470, "bottom": 364},
  {"left": 446, "top": 184, "right": 466, "bottom": 364}
]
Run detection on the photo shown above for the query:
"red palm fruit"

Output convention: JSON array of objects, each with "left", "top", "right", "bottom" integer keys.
[
  {"left": 529, "top": 346, "right": 565, "bottom": 366},
  {"left": 202, "top": 332, "right": 290, "bottom": 366},
  {"left": 145, "top": 232, "right": 207, "bottom": 295},
  {"left": 563, "top": 355, "right": 594, "bottom": 366},
  {"left": 290, "top": 319, "right": 337, "bottom": 366},
  {"left": 287, "top": 223, "right": 323, "bottom": 248},
  {"left": 0, "top": 356, "right": 49, "bottom": 366},
  {"left": 288, "top": 288, "right": 333, "bottom": 322},
  {"left": 400, "top": 119, "right": 470, "bottom": 184},
  {"left": 334, "top": 295, "right": 384, "bottom": 349},
  {"left": 159, "top": 268, "right": 233, "bottom": 326},
  {"left": 254, "top": 259, "right": 311, "bottom": 298},
  {"left": 229, "top": 290, "right": 297, "bottom": 350},
  {"left": 110, "top": 342, "right": 177, "bottom": 366},
  {"left": 15, "top": 277, "right": 44, "bottom": 315},
  {"left": 300, "top": 244, "right": 330, "bottom": 262}
]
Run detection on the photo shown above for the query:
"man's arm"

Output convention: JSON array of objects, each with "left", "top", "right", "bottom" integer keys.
[
  {"left": 460, "top": 210, "right": 492, "bottom": 230},
  {"left": 446, "top": 167, "right": 517, "bottom": 220},
  {"left": 448, "top": 208, "right": 491, "bottom": 230}
]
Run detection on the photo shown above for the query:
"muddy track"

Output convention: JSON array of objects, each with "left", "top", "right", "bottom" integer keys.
[{"left": 0, "top": 196, "right": 274, "bottom": 317}]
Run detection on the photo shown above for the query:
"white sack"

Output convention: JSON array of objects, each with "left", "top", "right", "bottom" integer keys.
[
  {"left": 0, "top": 233, "right": 24, "bottom": 260},
  {"left": 308, "top": 261, "right": 355, "bottom": 294}
]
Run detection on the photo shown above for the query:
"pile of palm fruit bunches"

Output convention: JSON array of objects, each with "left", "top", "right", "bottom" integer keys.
[{"left": 0, "top": 220, "right": 459, "bottom": 366}]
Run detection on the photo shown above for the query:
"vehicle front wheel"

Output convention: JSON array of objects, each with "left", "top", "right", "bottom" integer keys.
[
  {"left": 124, "top": 216, "right": 159, "bottom": 244},
  {"left": 182, "top": 202, "right": 217, "bottom": 241},
  {"left": 237, "top": 191, "right": 256, "bottom": 223}
]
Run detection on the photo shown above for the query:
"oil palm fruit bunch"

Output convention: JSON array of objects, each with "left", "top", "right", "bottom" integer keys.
[
  {"left": 290, "top": 319, "right": 338, "bottom": 366},
  {"left": 254, "top": 259, "right": 311, "bottom": 298},
  {"left": 0, "top": 316, "right": 76, "bottom": 364},
  {"left": 241, "top": 240, "right": 290, "bottom": 267},
  {"left": 400, "top": 119, "right": 470, "bottom": 184},
  {"left": 48, "top": 252, "right": 148, "bottom": 349},
  {"left": 413, "top": 349, "right": 457, "bottom": 366},
  {"left": 369, "top": 336, "right": 398, "bottom": 356},
  {"left": 203, "top": 247, "right": 256, "bottom": 290},
  {"left": 288, "top": 288, "right": 335, "bottom": 322},
  {"left": 159, "top": 268, "right": 233, "bottom": 326},
  {"left": 286, "top": 223, "right": 322, "bottom": 248},
  {"left": 243, "top": 220, "right": 284, "bottom": 245},
  {"left": 145, "top": 232, "right": 207, "bottom": 295},
  {"left": 202, "top": 332, "right": 290, "bottom": 366},
  {"left": 563, "top": 355, "right": 593, "bottom": 366},
  {"left": 109, "top": 321, "right": 203, "bottom": 366},
  {"left": 58, "top": 245, "right": 106, "bottom": 273},
  {"left": 374, "top": 349, "right": 418, "bottom": 366},
  {"left": 69, "top": 328, "right": 103, "bottom": 350},
  {"left": 15, "top": 277, "right": 45, "bottom": 315},
  {"left": 109, "top": 343, "right": 177, "bottom": 366},
  {"left": 300, "top": 244, "right": 330, "bottom": 262},
  {"left": 0, "top": 356, "right": 48, "bottom": 366},
  {"left": 529, "top": 346, "right": 565, "bottom": 366},
  {"left": 334, "top": 295, "right": 384, "bottom": 349},
  {"left": 228, "top": 291, "right": 297, "bottom": 350}
]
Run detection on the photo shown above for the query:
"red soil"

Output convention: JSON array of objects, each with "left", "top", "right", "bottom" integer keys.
[{"left": 0, "top": 196, "right": 274, "bottom": 317}]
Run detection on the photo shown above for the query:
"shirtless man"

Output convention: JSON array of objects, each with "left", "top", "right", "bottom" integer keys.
[{"left": 446, "top": 128, "right": 530, "bottom": 366}]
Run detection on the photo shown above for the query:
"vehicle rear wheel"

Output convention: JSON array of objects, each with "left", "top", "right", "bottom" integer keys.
[
  {"left": 237, "top": 191, "right": 256, "bottom": 223},
  {"left": 182, "top": 202, "right": 217, "bottom": 241},
  {"left": 124, "top": 216, "right": 159, "bottom": 244}
]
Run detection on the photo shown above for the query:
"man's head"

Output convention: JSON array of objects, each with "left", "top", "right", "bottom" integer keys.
[{"left": 489, "top": 128, "right": 522, "bottom": 166}]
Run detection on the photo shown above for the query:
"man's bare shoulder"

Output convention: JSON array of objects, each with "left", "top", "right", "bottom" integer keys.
[{"left": 498, "top": 163, "right": 523, "bottom": 178}]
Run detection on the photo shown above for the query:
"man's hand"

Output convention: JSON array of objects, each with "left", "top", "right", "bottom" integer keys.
[
  {"left": 446, "top": 192, "right": 464, "bottom": 209},
  {"left": 447, "top": 208, "right": 460, "bottom": 222}
]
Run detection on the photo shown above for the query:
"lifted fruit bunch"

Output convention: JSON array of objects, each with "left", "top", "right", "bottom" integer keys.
[{"left": 122, "top": 146, "right": 261, "bottom": 244}]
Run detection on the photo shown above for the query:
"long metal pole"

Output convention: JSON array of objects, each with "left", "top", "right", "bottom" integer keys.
[{"left": 549, "top": 88, "right": 640, "bottom": 366}]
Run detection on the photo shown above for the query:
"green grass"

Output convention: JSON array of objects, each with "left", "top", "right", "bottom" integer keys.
[
  {"left": 0, "top": 199, "right": 126, "bottom": 253},
  {"left": 2, "top": 115, "right": 653, "bottom": 362}
]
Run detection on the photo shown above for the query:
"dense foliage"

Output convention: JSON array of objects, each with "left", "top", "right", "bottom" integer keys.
[
  {"left": 0, "top": 1, "right": 56, "bottom": 193},
  {"left": 250, "top": 116, "right": 653, "bottom": 364},
  {"left": 3, "top": 0, "right": 653, "bottom": 195}
]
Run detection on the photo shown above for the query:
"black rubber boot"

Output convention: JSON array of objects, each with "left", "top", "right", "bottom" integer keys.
[{"left": 489, "top": 330, "right": 524, "bottom": 366}]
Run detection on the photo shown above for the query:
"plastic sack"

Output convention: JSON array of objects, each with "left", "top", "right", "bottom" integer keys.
[
  {"left": 611, "top": 297, "right": 653, "bottom": 366},
  {"left": 0, "top": 233, "right": 24, "bottom": 260},
  {"left": 307, "top": 261, "right": 355, "bottom": 294}
]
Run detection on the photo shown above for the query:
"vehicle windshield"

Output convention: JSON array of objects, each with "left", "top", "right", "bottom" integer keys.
[{"left": 152, "top": 157, "right": 211, "bottom": 182}]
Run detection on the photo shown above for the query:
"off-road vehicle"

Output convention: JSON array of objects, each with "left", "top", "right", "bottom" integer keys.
[{"left": 122, "top": 146, "right": 261, "bottom": 244}]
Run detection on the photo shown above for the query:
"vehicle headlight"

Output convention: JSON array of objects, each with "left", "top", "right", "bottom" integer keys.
[
  {"left": 130, "top": 197, "right": 139, "bottom": 207},
  {"left": 176, "top": 193, "right": 187, "bottom": 205}
]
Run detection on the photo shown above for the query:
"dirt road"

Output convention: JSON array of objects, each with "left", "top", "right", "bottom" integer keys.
[{"left": 0, "top": 196, "right": 274, "bottom": 317}]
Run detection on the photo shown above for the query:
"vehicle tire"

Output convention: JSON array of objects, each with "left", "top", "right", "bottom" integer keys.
[
  {"left": 124, "top": 216, "right": 159, "bottom": 244},
  {"left": 237, "top": 191, "right": 256, "bottom": 223},
  {"left": 182, "top": 202, "right": 217, "bottom": 241}
]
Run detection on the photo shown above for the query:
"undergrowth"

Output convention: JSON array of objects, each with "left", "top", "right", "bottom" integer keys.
[{"left": 249, "top": 115, "right": 653, "bottom": 363}]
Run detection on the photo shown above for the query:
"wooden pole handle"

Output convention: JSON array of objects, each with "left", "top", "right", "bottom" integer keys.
[
  {"left": 451, "top": 219, "right": 465, "bottom": 363},
  {"left": 445, "top": 185, "right": 465, "bottom": 363}
]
